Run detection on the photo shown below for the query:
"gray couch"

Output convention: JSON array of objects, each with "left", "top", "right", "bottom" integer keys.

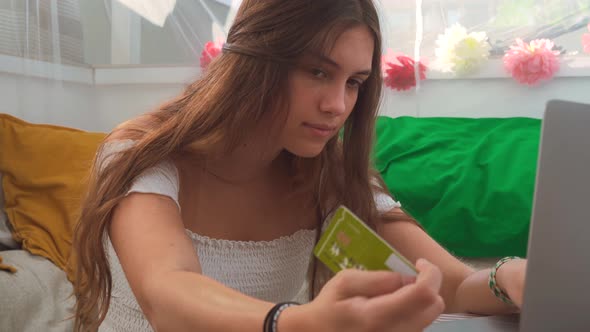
[{"left": 1, "top": 172, "right": 74, "bottom": 332}]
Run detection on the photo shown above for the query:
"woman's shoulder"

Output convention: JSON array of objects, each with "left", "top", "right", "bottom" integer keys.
[
  {"left": 127, "top": 159, "right": 180, "bottom": 210},
  {"left": 99, "top": 139, "right": 181, "bottom": 210}
]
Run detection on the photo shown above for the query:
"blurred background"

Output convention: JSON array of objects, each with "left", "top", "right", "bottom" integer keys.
[{"left": 0, "top": 0, "right": 589, "bottom": 131}]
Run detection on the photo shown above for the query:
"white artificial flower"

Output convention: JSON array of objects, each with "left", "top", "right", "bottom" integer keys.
[{"left": 434, "top": 23, "right": 491, "bottom": 75}]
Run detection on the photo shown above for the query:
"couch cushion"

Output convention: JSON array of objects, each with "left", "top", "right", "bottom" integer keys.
[
  {"left": 0, "top": 114, "right": 105, "bottom": 281},
  {"left": 0, "top": 250, "right": 74, "bottom": 332},
  {"left": 374, "top": 116, "right": 541, "bottom": 257}
]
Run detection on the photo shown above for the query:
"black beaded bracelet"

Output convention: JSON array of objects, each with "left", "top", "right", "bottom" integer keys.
[{"left": 263, "top": 302, "right": 300, "bottom": 332}]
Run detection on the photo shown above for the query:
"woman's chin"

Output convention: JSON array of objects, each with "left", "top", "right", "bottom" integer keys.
[{"left": 286, "top": 144, "right": 325, "bottom": 158}]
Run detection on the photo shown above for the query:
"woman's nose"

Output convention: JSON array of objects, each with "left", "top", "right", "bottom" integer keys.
[{"left": 319, "top": 84, "right": 347, "bottom": 116}]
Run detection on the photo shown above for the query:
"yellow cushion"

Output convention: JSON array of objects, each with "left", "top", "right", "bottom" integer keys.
[{"left": 0, "top": 114, "right": 105, "bottom": 281}]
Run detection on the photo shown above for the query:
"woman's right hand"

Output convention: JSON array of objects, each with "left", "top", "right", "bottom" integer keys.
[{"left": 281, "top": 259, "right": 445, "bottom": 332}]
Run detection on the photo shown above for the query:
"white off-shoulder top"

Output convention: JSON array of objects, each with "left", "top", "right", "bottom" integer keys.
[{"left": 98, "top": 140, "right": 401, "bottom": 332}]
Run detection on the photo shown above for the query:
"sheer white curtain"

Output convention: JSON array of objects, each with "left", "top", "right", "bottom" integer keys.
[
  {"left": 0, "top": 0, "right": 84, "bottom": 64},
  {"left": 0, "top": 0, "right": 231, "bottom": 131},
  {"left": 0, "top": 0, "right": 92, "bottom": 127},
  {"left": 380, "top": 0, "right": 590, "bottom": 58},
  {"left": 0, "top": 0, "right": 589, "bottom": 130}
]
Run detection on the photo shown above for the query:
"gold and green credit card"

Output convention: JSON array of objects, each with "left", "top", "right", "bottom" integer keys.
[{"left": 314, "top": 205, "right": 417, "bottom": 276}]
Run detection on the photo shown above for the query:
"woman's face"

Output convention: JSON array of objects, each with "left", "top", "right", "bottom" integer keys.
[{"left": 280, "top": 25, "right": 375, "bottom": 158}]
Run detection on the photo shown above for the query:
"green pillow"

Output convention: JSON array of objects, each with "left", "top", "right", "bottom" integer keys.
[{"left": 373, "top": 116, "right": 541, "bottom": 257}]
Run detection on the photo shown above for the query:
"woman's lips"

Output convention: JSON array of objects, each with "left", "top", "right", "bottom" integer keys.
[{"left": 303, "top": 123, "right": 337, "bottom": 137}]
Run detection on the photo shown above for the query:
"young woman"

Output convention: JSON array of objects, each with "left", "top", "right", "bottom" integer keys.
[{"left": 72, "top": 0, "right": 526, "bottom": 331}]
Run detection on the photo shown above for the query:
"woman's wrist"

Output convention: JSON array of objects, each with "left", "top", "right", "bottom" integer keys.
[
  {"left": 489, "top": 256, "right": 521, "bottom": 305},
  {"left": 276, "top": 303, "right": 315, "bottom": 332}
]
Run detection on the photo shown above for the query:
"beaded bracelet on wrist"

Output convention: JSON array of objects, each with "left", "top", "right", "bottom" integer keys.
[{"left": 488, "top": 256, "right": 519, "bottom": 305}]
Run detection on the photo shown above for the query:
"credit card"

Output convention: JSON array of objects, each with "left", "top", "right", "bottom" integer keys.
[{"left": 314, "top": 205, "right": 417, "bottom": 276}]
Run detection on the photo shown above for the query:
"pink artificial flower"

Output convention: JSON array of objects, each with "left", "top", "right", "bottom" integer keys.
[
  {"left": 503, "top": 39, "right": 560, "bottom": 86},
  {"left": 200, "top": 40, "right": 223, "bottom": 70},
  {"left": 382, "top": 53, "right": 427, "bottom": 91},
  {"left": 582, "top": 23, "right": 590, "bottom": 54}
]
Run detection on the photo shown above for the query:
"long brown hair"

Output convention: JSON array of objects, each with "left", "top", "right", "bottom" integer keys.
[{"left": 72, "top": 0, "right": 391, "bottom": 330}]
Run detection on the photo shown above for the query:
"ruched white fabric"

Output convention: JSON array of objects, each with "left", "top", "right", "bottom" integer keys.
[{"left": 98, "top": 140, "right": 401, "bottom": 331}]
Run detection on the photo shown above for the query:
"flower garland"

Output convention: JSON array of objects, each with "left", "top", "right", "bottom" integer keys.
[
  {"left": 583, "top": 23, "right": 590, "bottom": 54},
  {"left": 199, "top": 40, "right": 224, "bottom": 70},
  {"left": 382, "top": 50, "right": 427, "bottom": 91},
  {"left": 503, "top": 38, "right": 560, "bottom": 86},
  {"left": 434, "top": 23, "right": 491, "bottom": 75},
  {"left": 201, "top": 22, "right": 590, "bottom": 90}
]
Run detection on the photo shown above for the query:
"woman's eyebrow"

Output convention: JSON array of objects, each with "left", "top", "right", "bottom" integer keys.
[{"left": 310, "top": 53, "right": 372, "bottom": 76}]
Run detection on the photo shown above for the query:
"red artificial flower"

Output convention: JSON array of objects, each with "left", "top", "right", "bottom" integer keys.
[
  {"left": 583, "top": 23, "right": 590, "bottom": 54},
  {"left": 200, "top": 40, "right": 223, "bottom": 70},
  {"left": 383, "top": 55, "right": 427, "bottom": 91}
]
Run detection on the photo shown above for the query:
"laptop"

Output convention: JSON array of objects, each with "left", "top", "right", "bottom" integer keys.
[{"left": 426, "top": 100, "right": 590, "bottom": 332}]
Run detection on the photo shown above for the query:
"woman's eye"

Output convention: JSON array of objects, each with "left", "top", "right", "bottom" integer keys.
[
  {"left": 311, "top": 68, "right": 327, "bottom": 79},
  {"left": 347, "top": 79, "right": 363, "bottom": 89}
]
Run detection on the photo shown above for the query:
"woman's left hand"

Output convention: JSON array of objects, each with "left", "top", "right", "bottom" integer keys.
[{"left": 495, "top": 258, "right": 527, "bottom": 308}]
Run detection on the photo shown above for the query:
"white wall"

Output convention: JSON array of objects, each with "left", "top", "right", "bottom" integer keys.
[
  {"left": 0, "top": 72, "right": 98, "bottom": 130},
  {"left": 0, "top": 65, "right": 186, "bottom": 132},
  {"left": 94, "top": 84, "right": 184, "bottom": 131},
  {"left": 381, "top": 76, "right": 590, "bottom": 118},
  {"left": 380, "top": 55, "right": 590, "bottom": 118}
]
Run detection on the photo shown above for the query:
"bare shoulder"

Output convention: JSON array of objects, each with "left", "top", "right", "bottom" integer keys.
[
  {"left": 114, "top": 191, "right": 180, "bottom": 220},
  {"left": 109, "top": 192, "right": 201, "bottom": 304}
]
